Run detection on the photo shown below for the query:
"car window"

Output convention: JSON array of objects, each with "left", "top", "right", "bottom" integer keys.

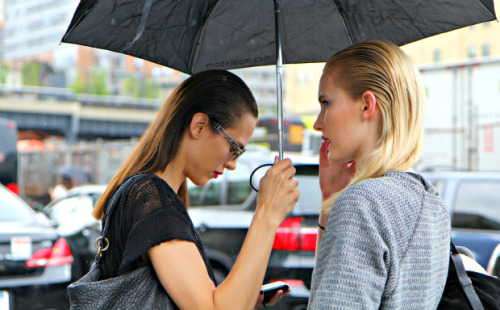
[
  {"left": 189, "top": 161, "right": 253, "bottom": 207},
  {"left": 292, "top": 175, "right": 322, "bottom": 215},
  {"left": 427, "top": 179, "right": 446, "bottom": 197},
  {"left": 0, "top": 186, "right": 36, "bottom": 222},
  {"left": 453, "top": 181, "right": 500, "bottom": 230},
  {"left": 90, "top": 193, "right": 102, "bottom": 206},
  {"left": 226, "top": 162, "right": 252, "bottom": 205},
  {"left": 189, "top": 180, "right": 222, "bottom": 206},
  {"left": 47, "top": 196, "right": 94, "bottom": 219}
]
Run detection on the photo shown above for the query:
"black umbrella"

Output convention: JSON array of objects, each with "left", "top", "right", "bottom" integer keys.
[{"left": 61, "top": 0, "right": 497, "bottom": 158}]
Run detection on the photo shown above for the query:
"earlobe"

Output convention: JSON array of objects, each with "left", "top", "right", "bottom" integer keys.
[
  {"left": 361, "top": 91, "right": 377, "bottom": 120},
  {"left": 190, "top": 113, "right": 210, "bottom": 138}
]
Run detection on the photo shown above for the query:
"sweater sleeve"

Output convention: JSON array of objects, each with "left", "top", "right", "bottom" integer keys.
[{"left": 309, "top": 190, "right": 390, "bottom": 309}]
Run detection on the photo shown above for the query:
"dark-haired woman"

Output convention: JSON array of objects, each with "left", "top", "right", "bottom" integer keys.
[{"left": 92, "top": 70, "right": 299, "bottom": 309}]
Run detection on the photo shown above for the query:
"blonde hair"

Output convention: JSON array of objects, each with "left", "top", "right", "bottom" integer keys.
[
  {"left": 321, "top": 40, "right": 426, "bottom": 212},
  {"left": 93, "top": 70, "right": 258, "bottom": 219}
]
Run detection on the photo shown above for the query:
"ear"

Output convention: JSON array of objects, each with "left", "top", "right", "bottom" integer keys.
[
  {"left": 360, "top": 91, "right": 378, "bottom": 121},
  {"left": 189, "top": 113, "right": 210, "bottom": 139}
]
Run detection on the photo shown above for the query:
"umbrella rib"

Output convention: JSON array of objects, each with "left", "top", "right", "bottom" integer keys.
[
  {"left": 188, "top": 1, "right": 221, "bottom": 73},
  {"left": 61, "top": 0, "right": 98, "bottom": 43},
  {"left": 332, "top": 0, "right": 353, "bottom": 45},
  {"left": 119, "top": 0, "right": 153, "bottom": 53}
]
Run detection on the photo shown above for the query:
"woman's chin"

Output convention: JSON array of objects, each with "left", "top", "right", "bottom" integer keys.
[
  {"left": 327, "top": 153, "right": 353, "bottom": 165},
  {"left": 187, "top": 176, "right": 209, "bottom": 187},
  {"left": 327, "top": 153, "right": 340, "bottom": 163}
]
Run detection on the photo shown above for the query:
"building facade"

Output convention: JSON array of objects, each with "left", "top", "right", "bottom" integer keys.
[{"left": 4, "top": 0, "right": 78, "bottom": 64}]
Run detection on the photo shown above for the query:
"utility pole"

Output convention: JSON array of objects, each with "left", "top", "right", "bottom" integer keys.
[
  {"left": 452, "top": 67, "right": 458, "bottom": 168},
  {"left": 467, "top": 64, "right": 478, "bottom": 171}
]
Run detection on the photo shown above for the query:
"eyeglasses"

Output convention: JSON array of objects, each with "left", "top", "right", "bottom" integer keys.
[{"left": 212, "top": 122, "right": 246, "bottom": 160}]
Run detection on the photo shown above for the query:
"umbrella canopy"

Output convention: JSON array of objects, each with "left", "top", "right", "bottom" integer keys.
[
  {"left": 57, "top": 166, "right": 93, "bottom": 186},
  {"left": 61, "top": 0, "right": 497, "bottom": 157},
  {"left": 62, "top": 0, "right": 496, "bottom": 74}
]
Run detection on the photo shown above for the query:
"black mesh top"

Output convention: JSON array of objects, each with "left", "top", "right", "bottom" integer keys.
[{"left": 99, "top": 174, "right": 216, "bottom": 284}]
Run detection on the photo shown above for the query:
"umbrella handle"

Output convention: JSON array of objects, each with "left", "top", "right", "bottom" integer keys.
[{"left": 249, "top": 163, "right": 274, "bottom": 192}]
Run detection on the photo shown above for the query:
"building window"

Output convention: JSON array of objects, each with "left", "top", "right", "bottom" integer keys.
[
  {"left": 433, "top": 49, "right": 441, "bottom": 63},
  {"left": 306, "top": 70, "right": 313, "bottom": 84},
  {"left": 482, "top": 44, "right": 490, "bottom": 57},
  {"left": 468, "top": 45, "right": 476, "bottom": 58},
  {"left": 296, "top": 70, "right": 304, "bottom": 85},
  {"left": 134, "top": 58, "right": 144, "bottom": 70}
]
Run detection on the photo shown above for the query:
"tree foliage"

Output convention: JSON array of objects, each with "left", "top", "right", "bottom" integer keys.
[
  {"left": 0, "top": 62, "right": 9, "bottom": 84},
  {"left": 122, "top": 73, "right": 160, "bottom": 98},
  {"left": 69, "top": 74, "right": 85, "bottom": 94},
  {"left": 89, "top": 70, "right": 110, "bottom": 96},
  {"left": 21, "top": 60, "right": 41, "bottom": 86}
]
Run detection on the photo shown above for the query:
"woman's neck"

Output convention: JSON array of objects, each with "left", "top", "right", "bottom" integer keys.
[{"left": 155, "top": 157, "right": 186, "bottom": 193}]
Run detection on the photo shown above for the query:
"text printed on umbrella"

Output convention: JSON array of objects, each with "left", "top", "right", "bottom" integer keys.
[{"left": 206, "top": 55, "right": 273, "bottom": 70}]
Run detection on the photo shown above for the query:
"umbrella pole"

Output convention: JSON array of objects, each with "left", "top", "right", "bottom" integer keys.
[{"left": 274, "top": 0, "right": 284, "bottom": 160}]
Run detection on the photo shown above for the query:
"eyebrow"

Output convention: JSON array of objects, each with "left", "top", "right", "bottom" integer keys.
[
  {"left": 227, "top": 133, "right": 244, "bottom": 150},
  {"left": 234, "top": 140, "right": 245, "bottom": 150}
]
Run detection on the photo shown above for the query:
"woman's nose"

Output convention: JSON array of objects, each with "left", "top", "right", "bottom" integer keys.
[
  {"left": 313, "top": 114, "right": 323, "bottom": 132},
  {"left": 224, "top": 158, "right": 237, "bottom": 171}
]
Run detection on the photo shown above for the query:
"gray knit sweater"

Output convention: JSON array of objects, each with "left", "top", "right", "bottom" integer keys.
[{"left": 308, "top": 171, "right": 450, "bottom": 309}]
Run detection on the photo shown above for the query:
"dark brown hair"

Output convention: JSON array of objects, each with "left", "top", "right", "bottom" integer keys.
[{"left": 93, "top": 70, "right": 258, "bottom": 219}]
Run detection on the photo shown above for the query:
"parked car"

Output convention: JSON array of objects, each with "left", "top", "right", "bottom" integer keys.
[
  {"left": 191, "top": 166, "right": 500, "bottom": 308},
  {"left": 0, "top": 184, "right": 73, "bottom": 310},
  {"left": 0, "top": 118, "right": 18, "bottom": 194},
  {"left": 42, "top": 184, "right": 107, "bottom": 275},
  {"left": 40, "top": 146, "right": 319, "bottom": 309},
  {"left": 487, "top": 243, "right": 500, "bottom": 277},
  {"left": 420, "top": 171, "right": 500, "bottom": 269},
  {"left": 37, "top": 153, "right": 500, "bottom": 309}
]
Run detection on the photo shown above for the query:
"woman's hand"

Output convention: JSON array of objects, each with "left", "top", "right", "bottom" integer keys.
[
  {"left": 254, "top": 287, "right": 290, "bottom": 309},
  {"left": 318, "top": 140, "right": 356, "bottom": 228},
  {"left": 319, "top": 140, "right": 356, "bottom": 200},
  {"left": 256, "top": 156, "right": 300, "bottom": 225}
]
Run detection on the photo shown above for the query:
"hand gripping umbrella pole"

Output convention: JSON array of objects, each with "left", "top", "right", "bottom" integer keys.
[{"left": 247, "top": 0, "right": 284, "bottom": 193}]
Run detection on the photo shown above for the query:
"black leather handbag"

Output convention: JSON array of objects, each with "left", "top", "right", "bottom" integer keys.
[
  {"left": 67, "top": 174, "right": 177, "bottom": 309},
  {"left": 438, "top": 242, "right": 500, "bottom": 310}
]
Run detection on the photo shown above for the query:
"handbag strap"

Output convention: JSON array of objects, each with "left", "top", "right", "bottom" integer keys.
[
  {"left": 450, "top": 242, "right": 484, "bottom": 310},
  {"left": 95, "top": 174, "right": 146, "bottom": 261},
  {"left": 407, "top": 172, "right": 483, "bottom": 309}
]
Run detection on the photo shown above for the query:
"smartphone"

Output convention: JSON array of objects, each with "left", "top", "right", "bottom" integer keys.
[{"left": 260, "top": 281, "right": 289, "bottom": 304}]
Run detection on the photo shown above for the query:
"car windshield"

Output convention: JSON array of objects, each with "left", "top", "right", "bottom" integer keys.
[
  {"left": 453, "top": 180, "right": 500, "bottom": 230},
  {"left": 293, "top": 175, "right": 322, "bottom": 215},
  {"left": 188, "top": 160, "right": 254, "bottom": 206},
  {"left": 0, "top": 186, "right": 37, "bottom": 222},
  {"left": 187, "top": 161, "right": 322, "bottom": 213},
  {"left": 47, "top": 195, "right": 95, "bottom": 222}
]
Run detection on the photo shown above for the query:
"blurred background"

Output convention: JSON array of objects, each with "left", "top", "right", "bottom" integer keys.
[
  {"left": 1, "top": 1, "right": 500, "bottom": 309},
  {"left": 0, "top": 0, "right": 498, "bottom": 203}
]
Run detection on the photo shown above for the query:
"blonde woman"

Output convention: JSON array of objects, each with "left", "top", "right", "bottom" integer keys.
[{"left": 308, "top": 41, "right": 450, "bottom": 309}]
